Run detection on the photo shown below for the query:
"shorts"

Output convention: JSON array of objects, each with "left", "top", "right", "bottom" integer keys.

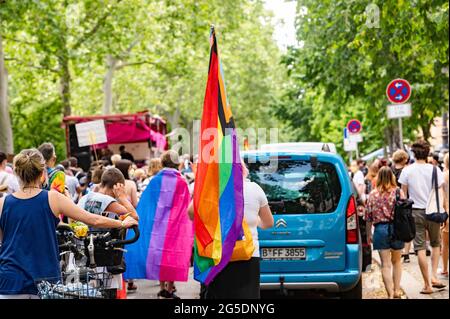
[
  {"left": 373, "top": 223, "right": 405, "bottom": 251},
  {"left": 412, "top": 209, "right": 441, "bottom": 251}
]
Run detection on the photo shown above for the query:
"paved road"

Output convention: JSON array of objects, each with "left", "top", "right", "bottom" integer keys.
[
  {"left": 127, "top": 253, "right": 448, "bottom": 299},
  {"left": 127, "top": 268, "right": 200, "bottom": 299},
  {"left": 127, "top": 266, "right": 391, "bottom": 299}
]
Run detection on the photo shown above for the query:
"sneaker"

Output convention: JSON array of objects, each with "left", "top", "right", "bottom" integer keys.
[
  {"left": 127, "top": 283, "right": 138, "bottom": 291},
  {"left": 403, "top": 254, "right": 410, "bottom": 263},
  {"left": 157, "top": 289, "right": 172, "bottom": 299}
]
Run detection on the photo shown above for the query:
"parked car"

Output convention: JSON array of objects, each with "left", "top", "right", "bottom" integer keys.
[{"left": 243, "top": 143, "right": 362, "bottom": 299}]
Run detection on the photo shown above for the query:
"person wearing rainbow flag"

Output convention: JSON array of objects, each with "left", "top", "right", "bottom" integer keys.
[{"left": 124, "top": 150, "right": 194, "bottom": 299}]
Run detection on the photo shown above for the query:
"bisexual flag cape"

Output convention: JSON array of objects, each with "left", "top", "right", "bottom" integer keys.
[
  {"left": 124, "top": 168, "right": 193, "bottom": 282},
  {"left": 193, "top": 26, "right": 244, "bottom": 285}
]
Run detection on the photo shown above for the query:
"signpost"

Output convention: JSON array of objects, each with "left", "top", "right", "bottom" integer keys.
[
  {"left": 345, "top": 120, "right": 363, "bottom": 159},
  {"left": 386, "top": 79, "right": 412, "bottom": 149},
  {"left": 387, "top": 103, "right": 412, "bottom": 119},
  {"left": 344, "top": 127, "right": 359, "bottom": 162}
]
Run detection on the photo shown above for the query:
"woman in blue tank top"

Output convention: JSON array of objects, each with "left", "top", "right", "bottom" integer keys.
[{"left": 0, "top": 149, "right": 138, "bottom": 299}]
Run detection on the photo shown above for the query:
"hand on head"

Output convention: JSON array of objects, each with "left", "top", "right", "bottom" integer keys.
[{"left": 113, "top": 183, "right": 126, "bottom": 199}]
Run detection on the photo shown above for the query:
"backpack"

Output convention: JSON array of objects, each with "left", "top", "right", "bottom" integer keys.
[
  {"left": 392, "top": 188, "right": 416, "bottom": 242},
  {"left": 44, "top": 165, "right": 65, "bottom": 191}
]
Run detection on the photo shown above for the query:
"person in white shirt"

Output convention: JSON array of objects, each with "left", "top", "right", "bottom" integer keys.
[
  {"left": 398, "top": 140, "right": 446, "bottom": 294},
  {"left": 188, "top": 160, "right": 274, "bottom": 299},
  {"left": 350, "top": 160, "right": 366, "bottom": 202},
  {"left": 0, "top": 152, "right": 20, "bottom": 196}
]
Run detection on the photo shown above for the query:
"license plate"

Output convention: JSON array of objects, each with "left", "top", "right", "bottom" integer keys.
[{"left": 261, "top": 247, "right": 306, "bottom": 260}]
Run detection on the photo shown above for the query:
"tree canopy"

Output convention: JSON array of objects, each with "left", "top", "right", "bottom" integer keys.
[
  {"left": 273, "top": 0, "right": 449, "bottom": 158},
  {"left": 1, "top": 0, "right": 286, "bottom": 158}
]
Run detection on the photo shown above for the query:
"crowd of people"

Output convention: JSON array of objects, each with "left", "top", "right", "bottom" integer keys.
[
  {"left": 0, "top": 143, "right": 273, "bottom": 299},
  {"left": 1, "top": 138, "right": 447, "bottom": 300},
  {"left": 350, "top": 140, "right": 448, "bottom": 298}
]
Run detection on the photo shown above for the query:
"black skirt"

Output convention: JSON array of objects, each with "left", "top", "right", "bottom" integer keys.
[{"left": 204, "top": 257, "right": 260, "bottom": 299}]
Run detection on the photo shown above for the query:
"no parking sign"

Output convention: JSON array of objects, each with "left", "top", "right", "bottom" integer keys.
[
  {"left": 386, "top": 79, "right": 411, "bottom": 104},
  {"left": 346, "top": 119, "right": 362, "bottom": 134}
]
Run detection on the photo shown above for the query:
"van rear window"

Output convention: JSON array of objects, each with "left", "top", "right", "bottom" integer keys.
[{"left": 247, "top": 160, "right": 342, "bottom": 214}]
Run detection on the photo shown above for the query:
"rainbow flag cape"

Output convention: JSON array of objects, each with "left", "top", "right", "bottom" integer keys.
[
  {"left": 124, "top": 168, "right": 193, "bottom": 282},
  {"left": 193, "top": 26, "right": 244, "bottom": 285}
]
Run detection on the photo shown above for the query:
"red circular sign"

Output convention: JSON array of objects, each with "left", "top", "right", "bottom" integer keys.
[
  {"left": 386, "top": 79, "right": 411, "bottom": 104},
  {"left": 347, "top": 119, "right": 362, "bottom": 134}
]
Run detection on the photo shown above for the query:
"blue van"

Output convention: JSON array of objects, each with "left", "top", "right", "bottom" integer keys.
[{"left": 243, "top": 144, "right": 362, "bottom": 298}]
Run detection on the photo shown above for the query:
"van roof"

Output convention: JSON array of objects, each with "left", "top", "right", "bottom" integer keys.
[
  {"left": 259, "top": 142, "right": 337, "bottom": 154},
  {"left": 241, "top": 150, "right": 340, "bottom": 161}
]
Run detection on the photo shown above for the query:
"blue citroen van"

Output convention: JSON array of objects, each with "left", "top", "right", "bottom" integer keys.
[{"left": 243, "top": 143, "right": 362, "bottom": 299}]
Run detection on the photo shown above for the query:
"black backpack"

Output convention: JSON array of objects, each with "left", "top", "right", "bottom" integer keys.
[{"left": 392, "top": 188, "right": 416, "bottom": 242}]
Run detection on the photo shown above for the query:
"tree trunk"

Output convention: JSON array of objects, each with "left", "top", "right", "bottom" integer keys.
[
  {"left": 58, "top": 52, "right": 71, "bottom": 117},
  {"left": 421, "top": 122, "right": 432, "bottom": 142},
  {"left": 0, "top": 35, "right": 14, "bottom": 155},
  {"left": 103, "top": 55, "right": 117, "bottom": 115},
  {"left": 167, "top": 107, "right": 180, "bottom": 132}
]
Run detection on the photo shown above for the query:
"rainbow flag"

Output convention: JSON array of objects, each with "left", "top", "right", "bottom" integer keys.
[
  {"left": 124, "top": 168, "right": 193, "bottom": 282},
  {"left": 193, "top": 26, "right": 244, "bottom": 285}
]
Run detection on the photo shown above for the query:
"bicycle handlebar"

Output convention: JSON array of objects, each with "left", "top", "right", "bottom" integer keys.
[{"left": 107, "top": 226, "right": 140, "bottom": 247}]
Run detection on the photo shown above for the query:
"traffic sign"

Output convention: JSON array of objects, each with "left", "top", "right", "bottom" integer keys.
[
  {"left": 347, "top": 119, "right": 362, "bottom": 134},
  {"left": 387, "top": 103, "right": 412, "bottom": 119},
  {"left": 348, "top": 133, "right": 363, "bottom": 143},
  {"left": 386, "top": 79, "right": 411, "bottom": 104},
  {"left": 344, "top": 138, "right": 358, "bottom": 152}
]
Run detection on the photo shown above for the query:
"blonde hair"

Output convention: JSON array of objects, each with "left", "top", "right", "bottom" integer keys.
[
  {"left": 376, "top": 166, "right": 397, "bottom": 193},
  {"left": 111, "top": 154, "right": 122, "bottom": 166},
  {"left": 392, "top": 149, "right": 409, "bottom": 165},
  {"left": 134, "top": 168, "right": 145, "bottom": 180},
  {"left": 148, "top": 158, "right": 162, "bottom": 176},
  {"left": 13, "top": 149, "right": 45, "bottom": 186}
]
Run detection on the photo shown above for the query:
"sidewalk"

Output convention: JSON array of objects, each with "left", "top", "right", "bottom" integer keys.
[{"left": 372, "top": 252, "right": 448, "bottom": 299}]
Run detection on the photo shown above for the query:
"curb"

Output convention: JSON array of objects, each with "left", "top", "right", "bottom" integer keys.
[{"left": 372, "top": 252, "right": 432, "bottom": 299}]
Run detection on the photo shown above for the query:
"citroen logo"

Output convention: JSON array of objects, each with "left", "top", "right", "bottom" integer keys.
[{"left": 275, "top": 219, "right": 287, "bottom": 228}]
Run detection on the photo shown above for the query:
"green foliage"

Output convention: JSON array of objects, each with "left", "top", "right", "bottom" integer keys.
[
  {"left": 11, "top": 99, "right": 66, "bottom": 160},
  {"left": 273, "top": 0, "right": 449, "bottom": 159},
  {"left": 1, "top": 0, "right": 288, "bottom": 156}
]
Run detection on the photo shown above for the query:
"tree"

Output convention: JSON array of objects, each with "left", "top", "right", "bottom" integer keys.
[
  {"left": 2, "top": 0, "right": 287, "bottom": 157},
  {"left": 0, "top": 34, "right": 13, "bottom": 154},
  {"left": 273, "top": 0, "right": 449, "bottom": 157},
  {"left": 0, "top": 0, "right": 32, "bottom": 154}
]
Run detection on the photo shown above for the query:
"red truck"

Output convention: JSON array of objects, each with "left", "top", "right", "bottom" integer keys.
[{"left": 62, "top": 111, "right": 168, "bottom": 171}]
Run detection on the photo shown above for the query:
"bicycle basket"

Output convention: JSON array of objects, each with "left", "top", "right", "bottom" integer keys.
[{"left": 35, "top": 270, "right": 114, "bottom": 299}]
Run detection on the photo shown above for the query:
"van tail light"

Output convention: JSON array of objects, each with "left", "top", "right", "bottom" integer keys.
[{"left": 346, "top": 196, "right": 359, "bottom": 244}]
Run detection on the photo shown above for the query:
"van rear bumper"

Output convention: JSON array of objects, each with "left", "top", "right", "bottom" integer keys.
[
  {"left": 260, "top": 269, "right": 360, "bottom": 292},
  {"left": 260, "top": 244, "right": 362, "bottom": 293}
]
